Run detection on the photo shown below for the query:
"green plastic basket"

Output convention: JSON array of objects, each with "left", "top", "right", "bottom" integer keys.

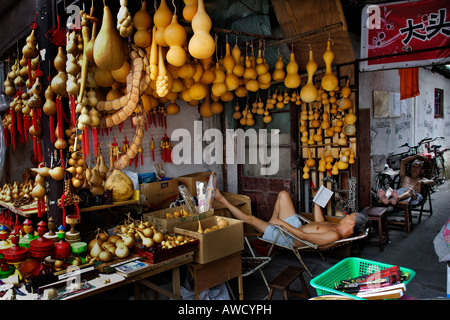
[{"left": 310, "top": 257, "right": 416, "bottom": 300}]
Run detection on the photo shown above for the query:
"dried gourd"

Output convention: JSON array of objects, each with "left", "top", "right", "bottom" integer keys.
[
  {"left": 117, "top": 0, "right": 134, "bottom": 37},
  {"left": 133, "top": 1, "right": 152, "bottom": 48},
  {"left": 165, "top": 14, "right": 187, "bottom": 67},
  {"left": 272, "top": 55, "right": 285, "bottom": 82},
  {"left": 93, "top": 3, "right": 125, "bottom": 71},
  {"left": 188, "top": 0, "right": 215, "bottom": 60},
  {"left": 300, "top": 48, "right": 318, "bottom": 103},
  {"left": 284, "top": 51, "right": 300, "bottom": 89},
  {"left": 321, "top": 40, "right": 338, "bottom": 92},
  {"left": 154, "top": 0, "right": 172, "bottom": 46},
  {"left": 183, "top": 0, "right": 198, "bottom": 22}
]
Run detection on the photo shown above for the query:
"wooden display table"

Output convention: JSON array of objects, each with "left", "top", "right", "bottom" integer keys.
[{"left": 187, "top": 251, "right": 243, "bottom": 300}]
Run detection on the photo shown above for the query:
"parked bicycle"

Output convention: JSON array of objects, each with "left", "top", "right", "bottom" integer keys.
[
  {"left": 386, "top": 137, "right": 432, "bottom": 170},
  {"left": 425, "top": 137, "right": 448, "bottom": 185}
]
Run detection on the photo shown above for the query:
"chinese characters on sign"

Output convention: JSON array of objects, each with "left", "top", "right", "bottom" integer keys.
[{"left": 361, "top": 0, "right": 450, "bottom": 71}]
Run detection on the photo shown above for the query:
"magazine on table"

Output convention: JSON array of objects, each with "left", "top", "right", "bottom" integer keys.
[{"left": 114, "top": 260, "right": 152, "bottom": 277}]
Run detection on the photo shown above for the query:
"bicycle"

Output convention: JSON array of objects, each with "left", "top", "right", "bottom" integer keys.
[
  {"left": 430, "top": 144, "right": 448, "bottom": 185},
  {"left": 386, "top": 137, "right": 432, "bottom": 170}
]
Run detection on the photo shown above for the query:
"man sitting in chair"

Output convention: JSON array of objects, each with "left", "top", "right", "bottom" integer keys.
[
  {"left": 215, "top": 189, "right": 369, "bottom": 247},
  {"left": 377, "top": 159, "right": 434, "bottom": 206}
]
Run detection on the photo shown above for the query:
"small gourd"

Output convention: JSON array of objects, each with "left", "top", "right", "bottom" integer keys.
[
  {"left": 133, "top": 1, "right": 152, "bottom": 48},
  {"left": 188, "top": 0, "right": 215, "bottom": 60},
  {"left": 284, "top": 52, "right": 300, "bottom": 89},
  {"left": 199, "top": 91, "right": 213, "bottom": 118},
  {"left": 232, "top": 43, "right": 244, "bottom": 77},
  {"left": 155, "top": 46, "right": 172, "bottom": 97},
  {"left": 211, "top": 62, "right": 227, "bottom": 97},
  {"left": 321, "top": 39, "right": 338, "bottom": 92},
  {"left": 272, "top": 55, "right": 285, "bottom": 82},
  {"left": 223, "top": 42, "right": 239, "bottom": 91},
  {"left": 22, "top": 29, "right": 39, "bottom": 59},
  {"left": 305, "top": 149, "right": 315, "bottom": 167},
  {"left": 165, "top": 14, "right": 187, "bottom": 67},
  {"left": 318, "top": 154, "right": 326, "bottom": 172},
  {"left": 300, "top": 48, "right": 318, "bottom": 103},
  {"left": 341, "top": 80, "right": 351, "bottom": 98}
]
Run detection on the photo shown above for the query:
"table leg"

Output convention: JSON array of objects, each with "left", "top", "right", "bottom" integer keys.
[
  {"left": 238, "top": 275, "right": 243, "bottom": 300},
  {"left": 134, "top": 282, "right": 141, "bottom": 300},
  {"left": 172, "top": 267, "right": 181, "bottom": 300}
]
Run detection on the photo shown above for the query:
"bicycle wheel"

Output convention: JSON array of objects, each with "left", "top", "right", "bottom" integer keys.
[{"left": 435, "top": 155, "right": 446, "bottom": 184}]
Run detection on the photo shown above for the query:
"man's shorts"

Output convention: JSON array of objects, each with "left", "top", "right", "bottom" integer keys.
[{"left": 262, "top": 215, "right": 302, "bottom": 247}]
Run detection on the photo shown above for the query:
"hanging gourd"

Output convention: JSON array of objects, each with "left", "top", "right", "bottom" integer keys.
[
  {"left": 188, "top": 0, "right": 215, "bottom": 60},
  {"left": 318, "top": 151, "right": 326, "bottom": 172},
  {"left": 232, "top": 103, "right": 242, "bottom": 120},
  {"left": 300, "top": 46, "right": 318, "bottom": 103},
  {"left": 154, "top": 0, "right": 173, "bottom": 47},
  {"left": 284, "top": 49, "right": 300, "bottom": 89},
  {"left": 94, "top": 2, "right": 125, "bottom": 71},
  {"left": 165, "top": 10, "right": 187, "bottom": 67},
  {"left": 321, "top": 111, "right": 331, "bottom": 130},
  {"left": 183, "top": 0, "right": 198, "bottom": 22},
  {"left": 223, "top": 41, "right": 239, "bottom": 91},
  {"left": 343, "top": 109, "right": 357, "bottom": 136},
  {"left": 321, "top": 39, "right": 338, "bottom": 92},
  {"left": 133, "top": 0, "right": 152, "bottom": 48},
  {"left": 272, "top": 53, "right": 285, "bottom": 82},
  {"left": 232, "top": 42, "right": 244, "bottom": 77},
  {"left": 341, "top": 79, "right": 351, "bottom": 98},
  {"left": 199, "top": 90, "right": 213, "bottom": 118},
  {"left": 302, "top": 166, "right": 310, "bottom": 180},
  {"left": 211, "top": 61, "right": 227, "bottom": 97},
  {"left": 199, "top": 57, "right": 215, "bottom": 85},
  {"left": 243, "top": 50, "right": 259, "bottom": 92},
  {"left": 325, "top": 151, "right": 334, "bottom": 170},
  {"left": 305, "top": 149, "right": 315, "bottom": 168}
]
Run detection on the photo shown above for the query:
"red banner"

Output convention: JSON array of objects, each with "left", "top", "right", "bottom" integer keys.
[{"left": 361, "top": 0, "right": 450, "bottom": 71}]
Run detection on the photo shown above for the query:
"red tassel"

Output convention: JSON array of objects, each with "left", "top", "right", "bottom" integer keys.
[
  {"left": 92, "top": 127, "right": 98, "bottom": 158},
  {"left": 134, "top": 156, "right": 138, "bottom": 168},
  {"left": 49, "top": 115, "right": 56, "bottom": 143},
  {"left": 69, "top": 95, "right": 76, "bottom": 126},
  {"left": 9, "top": 109, "right": 15, "bottom": 150},
  {"left": 84, "top": 126, "right": 90, "bottom": 158},
  {"left": 60, "top": 150, "right": 65, "bottom": 169},
  {"left": 37, "top": 140, "right": 43, "bottom": 163},
  {"left": 16, "top": 112, "right": 23, "bottom": 144},
  {"left": 23, "top": 115, "right": 30, "bottom": 141},
  {"left": 32, "top": 138, "right": 37, "bottom": 163}
]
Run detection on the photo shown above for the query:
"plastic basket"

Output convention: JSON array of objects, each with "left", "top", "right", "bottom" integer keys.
[{"left": 310, "top": 257, "right": 416, "bottom": 300}]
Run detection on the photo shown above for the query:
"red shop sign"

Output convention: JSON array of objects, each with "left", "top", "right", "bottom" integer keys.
[{"left": 360, "top": 0, "right": 450, "bottom": 71}]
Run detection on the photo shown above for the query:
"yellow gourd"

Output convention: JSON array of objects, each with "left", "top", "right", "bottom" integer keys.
[
  {"left": 133, "top": 1, "right": 152, "bottom": 48},
  {"left": 223, "top": 42, "right": 239, "bottom": 91},
  {"left": 284, "top": 52, "right": 300, "bottom": 89},
  {"left": 272, "top": 55, "right": 285, "bottom": 82},
  {"left": 165, "top": 15, "right": 187, "bottom": 67},
  {"left": 156, "top": 46, "right": 171, "bottom": 97},
  {"left": 305, "top": 149, "right": 315, "bottom": 167},
  {"left": 321, "top": 40, "right": 338, "bottom": 92},
  {"left": 232, "top": 43, "right": 244, "bottom": 77},
  {"left": 211, "top": 62, "right": 227, "bottom": 97},
  {"left": 188, "top": 0, "right": 215, "bottom": 59},
  {"left": 331, "top": 161, "right": 339, "bottom": 175},
  {"left": 300, "top": 48, "right": 318, "bottom": 103},
  {"left": 318, "top": 153, "right": 326, "bottom": 172},
  {"left": 341, "top": 80, "right": 351, "bottom": 98},
  {"left": 199, "top": 91, "right": 212, "bottom": 118},
  {"left": 183, "top": 0, "right": 198, "bottom": 22},
  {"left": 321, "top": 111, "right": 331, "bottom": 130},
  {"left": 94, "top": 3, "right": 125, "bottom": 71},
  {"left": 154, "top": 0, "right": 172, "bottom": 46}
]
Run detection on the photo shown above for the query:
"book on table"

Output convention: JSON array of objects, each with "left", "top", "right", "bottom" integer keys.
[
  {"left": 312, "top": 186, "right": 334, "bottom": 208},
  {"left": 114, "top": 260, "right": 152, "bottom": 277}
]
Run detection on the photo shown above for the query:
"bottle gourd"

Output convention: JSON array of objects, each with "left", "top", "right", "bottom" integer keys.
[{"left": 188, "top": 0, "right": 215, "bottom": 60}]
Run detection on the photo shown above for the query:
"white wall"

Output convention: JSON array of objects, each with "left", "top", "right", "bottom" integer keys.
[{"left": 360, "top": 67, "right": 450, "bottom": 184}]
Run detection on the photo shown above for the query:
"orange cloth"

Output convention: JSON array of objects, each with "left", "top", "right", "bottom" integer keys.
[{"left": 398, "top": 68, "right": 420, "bottom": 100}]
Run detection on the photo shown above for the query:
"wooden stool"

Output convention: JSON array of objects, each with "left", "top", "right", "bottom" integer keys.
[
  {"left": 267, "top": 266, "right": 310, "bottom": 300},
  {"left": 362, "top": 207, "right": 389, "bottom": 251}
]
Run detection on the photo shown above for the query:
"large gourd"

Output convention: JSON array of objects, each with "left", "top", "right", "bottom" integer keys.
[
  {"left": 320, "top": 40, "right": 338, "bottom": 92},
  {"left": 164, "top": 14, "right": 187, "bottom": 67},
  {"left": 300, "top": 48, "right": 318, "bottom": 103},
  {"left": 188, "top": 0, "right": 215, "bottom": 60},
  {"left": 223, "top": 42, "right": 239, "bottom": 91},
  {"left": 104, "top": 168, "right": 134, "bottom": 202},
  {"left": 272, "top": 55, "right": 285, "bottom": 82},
  {"left": 284, "top": 52, "right": 300, "bottom": 89},
  {"left": 154, "top": 0, "right": 172, "bottom": 47},
  {"left": 133, "top": 1, "right": 152, "bottom": 48},
  {"left": 94, "top": 3, "right": 125, "bottom": 71}
]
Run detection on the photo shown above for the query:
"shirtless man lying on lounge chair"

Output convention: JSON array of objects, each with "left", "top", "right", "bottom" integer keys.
[{"left": 215, "top": 189, "right": 369, "bottom": 247}]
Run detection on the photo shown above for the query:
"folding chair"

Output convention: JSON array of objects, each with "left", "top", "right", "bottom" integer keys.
[{"left": 259, "top": 214, "right": 369, "bottom": 278}]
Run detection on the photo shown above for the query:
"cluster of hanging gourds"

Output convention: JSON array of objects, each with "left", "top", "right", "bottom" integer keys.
[{"left": 297, "top": 39, "right": 358, "bottom": 180}]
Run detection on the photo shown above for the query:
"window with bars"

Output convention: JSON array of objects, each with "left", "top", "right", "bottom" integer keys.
[{"left": 434, "top": 88, "right": 443, "bottom": 119}]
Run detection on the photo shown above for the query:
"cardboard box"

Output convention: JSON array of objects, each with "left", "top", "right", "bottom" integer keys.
[
  {"left": 212, "top": 192, "right": 255, "bottom": 234},
  {"left": 139, "top": 178, "right": 178, "bottom": 210},
  {"left": 174, "top": 216, "right": 244, "bottom": 264},
  {"left": 143, "top": 205, "right": 214, "bottom": 233},
  {"left": 177, "top": 172, "right": 212, "bottom": 196}
]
